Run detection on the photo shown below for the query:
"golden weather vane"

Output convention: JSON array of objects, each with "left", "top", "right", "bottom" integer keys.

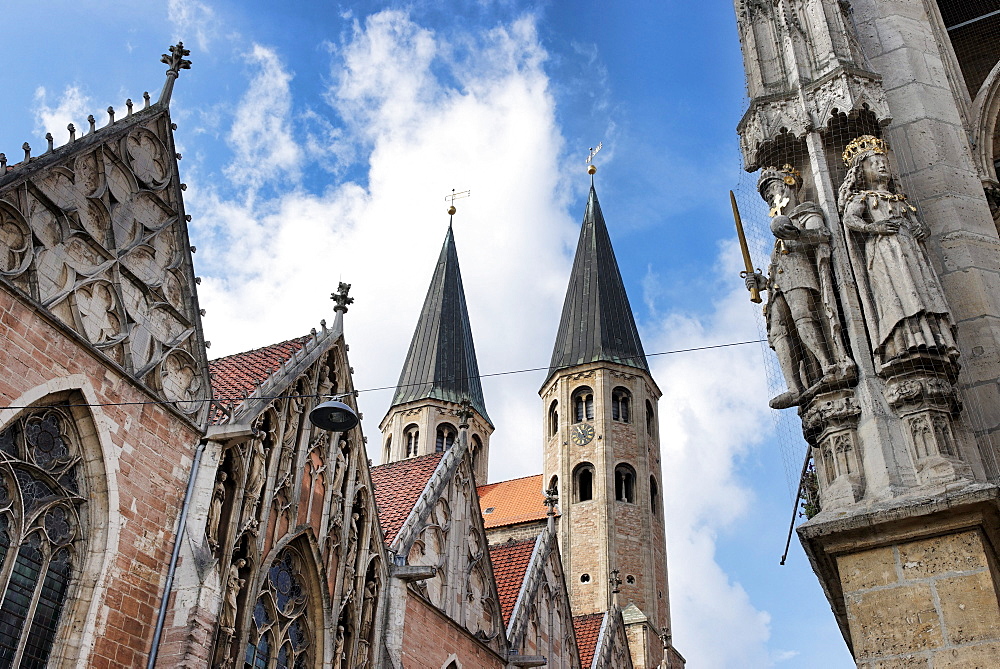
[
  {"left": 586, "top": 142, "right": 603, "bottom": 175},
  {"left": 445, "top": 188, "right": 471, "bottom": 216}
]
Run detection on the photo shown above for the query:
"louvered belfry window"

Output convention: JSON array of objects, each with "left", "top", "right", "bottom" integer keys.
[{"left": 0, "top": 408, "right": 85, "bottom": 668}]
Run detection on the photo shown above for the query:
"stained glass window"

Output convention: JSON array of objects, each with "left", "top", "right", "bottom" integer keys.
[
  {"left": 0, "top": 408, "right": 85, "bottom": 668},
  {"left": 244, "top": 546, "right": 312, "bottom": 669}
]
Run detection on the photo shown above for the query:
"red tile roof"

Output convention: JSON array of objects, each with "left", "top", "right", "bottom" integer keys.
[
  {"left": 478, "top": 474, "right": 552, "bottom": 529},
  {"left": 489, "top": 537, "right": 537, "bottom": 626},
  {"left": 573, "top": 613, "right": 605, "bottom": 669},
  {"left": 208, "top": 335, "right": 310, "bottom": 424},
  {"left": 371, "top": 453, "right": 444, "bottom": 545}
]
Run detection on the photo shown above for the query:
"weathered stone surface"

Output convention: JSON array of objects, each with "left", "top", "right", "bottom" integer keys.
[
  {"left": 898, "top": 531, "right": 988, "bottom": 580},
  {"left": 858, "top": 657, "right": 928, "bottom": 669},
  {"left": 840, "top": 547, "right": 899, "bottom": 592},
  {"left": 848, "top": 584, "right": 942, "bottom": 657},
  {"left": 932, "top": 642, "right": 1000, "bottom": 667},
  {"left": 937, "top": 571, "right": 1000, "bottom": 645}
]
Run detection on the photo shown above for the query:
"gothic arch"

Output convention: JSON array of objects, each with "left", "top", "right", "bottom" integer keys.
[
  {"left": 971, "top": 57, "right": 1000, "bottom": 187},
  {"left": 0, "top": 379, "right": 116, "bottom": 667}
]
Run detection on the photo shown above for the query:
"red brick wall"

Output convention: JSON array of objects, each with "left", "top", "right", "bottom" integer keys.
[
  {"left": 0, "top": 287, "right": 202, "bottom": 666},
  {"left": 401, "top": 592, "right": 506, "bottom": 668}
]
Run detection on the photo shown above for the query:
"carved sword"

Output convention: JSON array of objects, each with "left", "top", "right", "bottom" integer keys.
[{"left": 731, "top": 190, "right": 762, "bottom": 304}]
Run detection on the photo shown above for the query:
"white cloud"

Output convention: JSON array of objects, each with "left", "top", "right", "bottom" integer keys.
[
  {"left": 647, "top": 240, "right": 777, "bottom": 668},
  {"left": 33, "top": 86, "right": 94, "bottom": 146},
  {"left": 167, "top": 0, "right": 217, "bottom": 52}
]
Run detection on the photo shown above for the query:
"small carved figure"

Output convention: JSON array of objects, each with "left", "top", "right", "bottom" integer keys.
[
  {"left": 330, "top": 439, "right": 349, "bottom": 500},
  {"left": 838, "top": 136, "right": 958, "bottom": 370},
  {"left": 206, "top": 471, "right": 227, "bottom": 550},
  {"left": 220, "top": 558, "right": 246, "bottom": 634},
  {"left": 359, "top": 579, "right": 377, "bottom": 640},
  {"left": 244, "top": 437, "right": 267, "bottom": 513},
  {"left": 748, "top": 165, "right": 854, "bottom": 408},
  {"left": 333, "top": 625, "right": 345, "bottom": 668}
]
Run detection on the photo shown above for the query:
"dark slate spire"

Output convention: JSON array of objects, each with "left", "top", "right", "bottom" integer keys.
[
  {"left": 391, "top": 225, "right": 491, "bottom": 424},
  {"left": 548, "top": 184, "right": 649, "bottom": 380}
]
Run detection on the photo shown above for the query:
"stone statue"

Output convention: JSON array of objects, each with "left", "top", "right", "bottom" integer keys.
[
  {"left": 748, "top": 165, "right": 854, "bottom": 408},
  {"left": 220, "top": 558, "right": 246, "bottom": 634},
  {"left": 206, "top": 471, "right": 227, "bottom": 550},
  {"left": 837, "top": 136, "right": 958, "bottom": 371},
  {"left": 331, "top": 439, "right": 349, "bottom": 501},
  {"left": 359, "top": 579, "right": 377, "bottom": 639},
  {"left": 333, "top": 625, "right": 345, "bottom": 668},
  {"left": 244, "top": 437, "right": 267, "bottom": 513}
]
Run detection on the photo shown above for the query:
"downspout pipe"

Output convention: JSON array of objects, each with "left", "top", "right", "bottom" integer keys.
[{"left": 148, "top": 438, "right": 207, "bottom": 669}]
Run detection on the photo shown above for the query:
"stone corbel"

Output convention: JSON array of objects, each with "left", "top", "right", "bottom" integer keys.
[{"left": 802, "top": 389, "right": 864, "bottom": 508}]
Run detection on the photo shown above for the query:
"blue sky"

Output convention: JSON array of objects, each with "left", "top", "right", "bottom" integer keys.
[{"left": 1, "top": 2, "right": 853, "bottom": 666}]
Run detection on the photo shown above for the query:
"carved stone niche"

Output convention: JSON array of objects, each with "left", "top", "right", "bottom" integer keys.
[
  {"left": 884, "top": 373, "right": 973, "bottom": 486},
  {"left": 801, "top": 389, "right": 864, "bottom": 509}
]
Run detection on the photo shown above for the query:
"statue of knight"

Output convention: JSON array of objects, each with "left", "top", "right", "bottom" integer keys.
[{"left": 747, "top": 165, "right": 856, "bottom": 408}]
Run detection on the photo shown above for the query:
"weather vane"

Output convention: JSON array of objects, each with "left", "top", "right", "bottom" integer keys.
[
  {"left": 586, "top": 142, "right": 603, "bottom": 175},
  {"left": 445, "top": 189, "right": 471, "bottom": 216}
]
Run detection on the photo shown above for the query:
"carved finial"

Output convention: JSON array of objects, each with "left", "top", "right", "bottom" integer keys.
[
  {"left": 320, "top": 319, "right": 327, "bottom": 329},
  {"left": 0, "top": 154, "right": 6, "bottom": 171},
  {"left": 22, "top": 143, "right": 30, "bottom": 161},
  {"left": 126, "top": 98, "right": 134, "bottom": 116},
  {"left": 67, "top": 123, "right": 76, "bottom": 142},
  {"left": 45, "top": 133, "right": 54, "bottom": 152},
  {"left": 87, "top": 115, "right": 96, "bottom": 134},
  {"left": 331, "top": 282, "right": 354, "bottom": 313},
  {"left": 159, "top": 42, "right": 192, "bottom": 106},
  {"left": 143, "top": 92, "right": 151, "bottom": 108},
  {"left": 458, "top": 398, "right": 473, "bottom": 429},
  {"left": 610, "top": 568, "right": 622, "bottom": 607},
  {"left": 543, "top": 486, "right": 558, "bottom": 517},
  {"left": 107, "top": 106, "right": 115, "bottom": 124}
]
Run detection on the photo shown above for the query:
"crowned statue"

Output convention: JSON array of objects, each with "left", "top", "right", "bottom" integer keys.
[
  {"left": 837, "top": 136, "right": 958, "bottom": 373},
  {"left": 748, "top": 165, "right": 855, "bottom": 409}
]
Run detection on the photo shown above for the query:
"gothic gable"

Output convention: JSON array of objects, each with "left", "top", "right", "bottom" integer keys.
[
  {"left": 388, "top": 435, "right": 507, "bottom": 656},
  {"left": 0, "top": 85, "right": 210, "bottom": 424}
]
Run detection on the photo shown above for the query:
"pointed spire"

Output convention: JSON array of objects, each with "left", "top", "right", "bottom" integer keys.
[
  {"left": 548, "top": 184, "right": 648, "bottom": 380},
  {"left": 391, "top": 225, "right": 491, "bottom": 424}
]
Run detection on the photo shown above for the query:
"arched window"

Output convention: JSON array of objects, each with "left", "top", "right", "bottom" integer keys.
[
  {"left": 435, "top": 424, "right": 457, "bottom": 453},
  {"left": 471, "top": 434, "right": 482, "bottom": 453},
  {"left": 548, "top": 475, "right": 559, "bottom": 498},
  {"left": 646, "top": 400, "right": 655, "bottom": 436},
  {"left": 572, "top": 387, "right": 594, "bottom": 423},
  {"left": 404, "top": 425, "right": 419, "bottom": 458},
  {"left": 612, "top": 387, "right": 631, "bottom": 422},
  {"left": 383, "top": 435, "right": 392, "bottom": 463},
  {"left": 615, "top": 464, "right": 636, "bottom": 503},
  {"left": 573, "top": 463, "right": 595, "bottom": 503},
  {"left": 0, "top": 407, "right": 86, "bottom": 666},
  {"left": 244, "top": 545, "right": 313, "bottom": 669},
  {"left": 650, "top": 476, "right": 659, "bottom": 516},
  {"left": 548, "top": 400, "right": 559, "bottom": 437}
]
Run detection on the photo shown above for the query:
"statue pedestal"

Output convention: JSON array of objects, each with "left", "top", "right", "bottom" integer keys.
[{"left": 798, "top": 484, "right": 1000, "bottom": 666}]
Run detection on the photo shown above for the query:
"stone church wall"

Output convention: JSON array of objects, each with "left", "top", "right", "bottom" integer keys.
[{"left": 400, "top": 591, "right": 507, "bottom": 668}]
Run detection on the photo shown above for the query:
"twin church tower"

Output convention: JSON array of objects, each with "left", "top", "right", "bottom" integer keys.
[{"left": 378, "top": 179, "right": 675, "bottom": 657}]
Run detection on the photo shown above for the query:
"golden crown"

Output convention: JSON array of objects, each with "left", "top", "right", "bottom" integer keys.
[
  {"left": 757, "top": 164, "right": 801, "bottom": 196},
  {"left": 843, "top": 135, "right": 887, "bottom": 167}
]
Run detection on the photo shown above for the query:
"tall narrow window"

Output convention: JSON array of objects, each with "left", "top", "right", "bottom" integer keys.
[
  {"left": 646, "top": 400, "right": 655, "bottom": 436},
  {"left": 650, "top": 476, "right": 660, "bottom": 516},
  {"left": 435, "top": 424, "right": 457, "bottom": 453},
  {"left": 572, "top": 387, "right": 594, "bottom": 423},
  {"left": 383, "top": 435, "right": 392, "bottom": 463},
  {"left": 612, "top": 387, "right": 631, "bottom": 423},
  {"left": 404, "top": 425, "right": 419, "bottom": 458},
  {"left": 0, "top": 408, "right": 85, "bottom": 667},
  {"left": 548, "top": 400, "right": 559, "bottom": 437},
  {"left": 573, "top": 463, "right": 594, "bottom": 503},
  {"left": 615, "top": 464, "right": 636, "bottom": 503},
  {"left": 244, "top": 545, "right": 313, "bottom": 669}
]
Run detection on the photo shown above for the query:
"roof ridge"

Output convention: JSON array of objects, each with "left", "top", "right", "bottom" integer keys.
[
  {"left": 209, "top": 334, "right": 310, "bottom": 363},
  {"left": 477, "top": 472, "right": 543, "bottom": 489}
]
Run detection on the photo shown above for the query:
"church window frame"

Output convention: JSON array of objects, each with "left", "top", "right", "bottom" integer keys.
[
  {"left": 404, "top": 425, "right": 419, "bottom": 458},
  {"left": 611, "top": 387, "right": 631, "bottom": 423},
  {"left": 0, "top": 405, "right": 88, "bottom": 668},
  {"left": 383, "top": 435, "right": 391, "bottom": 463},
  {"left": 435, "top": 423, "right": 457, "bottom": 453},
  {"left": 646, "top": 400, "right": 655, "bottom": 436},
  {"left": 614, "top": 464, "right": 636, "bottom": 504},
  {"left": 548, "top": 400, "right": 559, "bottom": 436},
  {"left": 650, "top": 475, "right": 660, "bottom": 516},
  {"left": 572, "top": 463, "right": 595, "bottom": 503},
  {"left": 572, "top": 387, "right": 594, "bottom": 423}
]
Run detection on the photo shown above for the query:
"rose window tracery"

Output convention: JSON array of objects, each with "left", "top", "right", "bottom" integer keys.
[{"left": 0, "top": 408, "right": 85, "bottom": 668}]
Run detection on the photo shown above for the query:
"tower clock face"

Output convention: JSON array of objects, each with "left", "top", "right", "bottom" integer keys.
[{"left": 570, "top": 423, "right": 596, "bottom": 446}]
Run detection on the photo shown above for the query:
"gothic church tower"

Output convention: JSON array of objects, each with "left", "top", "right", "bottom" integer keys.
[
  {"left": 380, "top": 222, "right": 493, "bottom": 483},
  {"left": 542, "top": 183, "right": 677, "bottom": 662}
]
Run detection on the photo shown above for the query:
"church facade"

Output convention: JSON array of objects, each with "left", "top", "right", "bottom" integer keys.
[
  {"left": 734, "top": 0, "right": 1000, "bottom": 665},
  {"left": 0, "top": 43, "right": 683, "bottom": 668}
]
